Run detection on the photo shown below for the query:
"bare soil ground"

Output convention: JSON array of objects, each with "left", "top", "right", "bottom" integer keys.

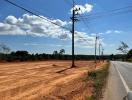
[{"left": 0, "top": 60, "right": 104, "bottom": 100}]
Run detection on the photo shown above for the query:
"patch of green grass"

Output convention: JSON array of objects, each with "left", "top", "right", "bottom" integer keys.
[
  {"left": 83, "top": 62, "right": 110, "bottom": 100},
  {"left": 127, "top": 58, "right": 132, "bottom": 62},
  {"left": 85, "top": 95, "right": 95, "bottom": 100}
]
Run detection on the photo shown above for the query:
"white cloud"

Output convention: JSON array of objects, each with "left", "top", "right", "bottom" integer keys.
[
  {"left": 23, "top": 43, "right": 40, "bottom": 46},
  {"left": 74, "top": 31, "right": 96, "bottom": 48},
  {"left": 5, "top": 16, "right": 18, "bottom": 24},
  {"left": 0, "top": 22, "right": 25, "bottom": 35},
  {"left": 71, "top": 3, "right": 93, "bottom": 14},
  {"left": 106, "top": 30, "right": 112, "bottom": 34},
  {"left": 114, "top": 30, "right": 122, "bottom": 33},
  {"left": 23, "top": 43, "right": 68, "bottom": 48},
  {"left": 92, "top": 30, "right": 122, "bottom": 36},
  {"left": 0, "top": 14, "right": 101, "bottom": 48},
  {"left": 106, "top": 30, "right": 122, "bottom": 34},
  {"left": 0, "top": 14, "right": 69, "bottom": 37}
]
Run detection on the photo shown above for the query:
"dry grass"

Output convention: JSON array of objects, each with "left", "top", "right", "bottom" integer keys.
[{"left": 84, "top": 62, "right": 109, "bottom": 100}]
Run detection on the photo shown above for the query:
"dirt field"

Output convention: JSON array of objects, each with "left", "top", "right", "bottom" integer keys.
[{"left": 0, "top": 60, "right": 104, "bottom": 100}]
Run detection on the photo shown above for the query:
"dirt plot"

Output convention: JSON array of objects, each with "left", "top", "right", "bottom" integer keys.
[{"left": 0, "top": 60, "right": 104, "bottom": 100}]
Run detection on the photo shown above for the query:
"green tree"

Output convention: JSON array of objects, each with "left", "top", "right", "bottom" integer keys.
[
  {"left": 59, "top": 49, "right": 65, "bottom": 55},
  {"left": 109, "top": 54, "right": 114, "bottom": 60},
  {"left": 117, "top": 41, "right": 129, "bottom": 54},
  {"left": 117, "top": 41, "right": 129, "bottom": 61},
  {"left": 15, "top": 51, "right": 29, "bottom": 56},
  {"left": 53, "top": 51, "right": 58, "bottom": 55},
  {"left": 127, "top": 49, "right": 132, "bottom": 59}
]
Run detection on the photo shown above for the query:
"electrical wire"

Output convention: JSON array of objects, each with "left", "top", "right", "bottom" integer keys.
[
  {"left": 80, "top": 10, "right": 132, "bottom": 21},
  {"left": 78, "top": 5, "right": 132, "bottom": 21},
  {"left": 78, "top": 8, "right": 95, "bottom": 33},
  {"left": 4, "top": 0, "right": 71, "bottom": 31}
]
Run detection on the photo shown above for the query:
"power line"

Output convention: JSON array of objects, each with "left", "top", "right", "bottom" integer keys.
[
  {"left": 81, "top": 5, "right": 132, "bottom": 18},
  {"left": 76, "top": 6, "right": 132, "bottom": 31},
  {"left": 4, "top": 0, "right": 70, "bottom": 31},
  {"left": 78, "top": 6, "right": 132, "bottom": 21},
  {"left": 78, "top": 8, "right": 93, "bottom": 32},
  {"left": 80, "top": 10, "right": 132, "bottom": 21},
  {"left": 12, "top": 0, "right": 51, "bottom": 18}
]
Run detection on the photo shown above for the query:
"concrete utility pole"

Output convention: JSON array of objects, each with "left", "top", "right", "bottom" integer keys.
[
  {"left": 71, "top": 0, "right": 75, "bottom": 68},
  {"left": 102, "top": 48, "right": 104, "bottom": 62},
  {"left": 95, "top": 34, "right": 98, "bottom": 67},
  {"left": 71, "top": 0, "right": 80, "bottom": 68},
  {"left": 99, "top": 42, "right": 101, "bottom": 62}
]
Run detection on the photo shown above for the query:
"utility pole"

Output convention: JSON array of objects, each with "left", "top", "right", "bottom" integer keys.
[
  {"left": 71, "top": 0, "right": 75, "bottom": 68},
  {"left": 95, "top": 34, "right": 99, "bottom": 67},
  {"left": 71, "top": 0, "right": 80, "bottom": 68},
  {"left": 99, "top": 42, "right": 101, "bottom": 62},
  {"left": 102, "top": 48, "right": 104, "bottom": 62},
  {"left": 95, "top": 34, "right": 98, "bottom": 66}
]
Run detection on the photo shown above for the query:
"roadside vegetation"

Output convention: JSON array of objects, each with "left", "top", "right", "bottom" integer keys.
[
  {"left": 0, "top": 44, "right": 110, "bottom": 62},
  {"left": 0, "top": 50, "right": 109, "bottom": 62},
  {"left": 127, "top": 49, "right": 132, "bottom": 62},
  {"left": 110, "top": 41, "right": 132, "bottom": 62},
  {"left": 82, "top": 61, "right": 110, "bottom": 100}
]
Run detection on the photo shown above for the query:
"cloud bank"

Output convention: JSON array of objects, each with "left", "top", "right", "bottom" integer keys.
[{"left": 0, "top": 14, "right": 97, "bottom": 48}]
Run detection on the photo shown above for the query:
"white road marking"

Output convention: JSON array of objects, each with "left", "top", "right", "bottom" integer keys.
[{"left": 113, "top": 62, "right": 130, "bottom": 93}]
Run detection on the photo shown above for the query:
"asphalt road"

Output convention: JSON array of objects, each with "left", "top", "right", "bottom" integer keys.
[
  {"left": 114, "top": 61, "right": 132, "bottom": 90},
  {"left": 103, "top": 61, "right": 132, "bottom": 100}
]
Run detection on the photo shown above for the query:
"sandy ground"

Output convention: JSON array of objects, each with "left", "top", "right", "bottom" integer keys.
[{"left": 0, "top": 60, "right": 103, "bottom": 100}]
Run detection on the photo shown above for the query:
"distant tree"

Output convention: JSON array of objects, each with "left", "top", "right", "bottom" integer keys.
[
  {"left": 59, "top": 49, "right": 65, "bottom": 55},
  {"left": 15, "top": 51, "right": 29, "bottom": 56},
  {"left": 0, "top": 43, "right": 10, "bottom": 54},
  {"left": 53, "top": 51, "right": 58, "bottom": 55},
  {"left": 117, "top": 41, "right": 129, "bottom": 54},
  {"left": 127, "top": 49, "right": 132, "bottom": 59},
  {"left": 10, "top": 52, "right": 16, "bottom": 56},
  {"left": 109, "top": 54, "right": 114, "bottom": 60},
  {"left": 117, "top": 41, "right": 129, "bottom": 61}
]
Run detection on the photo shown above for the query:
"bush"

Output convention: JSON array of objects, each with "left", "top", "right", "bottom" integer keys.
[{"left": 82, "top": 62, "right": 109, "bottom": 100}]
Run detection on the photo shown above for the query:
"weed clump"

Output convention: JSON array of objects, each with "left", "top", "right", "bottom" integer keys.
[{"left": 83, "top": 62, "right": 109, "bottom": 100}]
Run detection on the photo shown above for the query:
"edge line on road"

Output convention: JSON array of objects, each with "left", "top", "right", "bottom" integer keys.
[{"left": 113, "top": 63, "right": 130, "bottom": 93}]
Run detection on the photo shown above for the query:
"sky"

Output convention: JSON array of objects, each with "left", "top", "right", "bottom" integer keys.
[{"left": 0, "top": 0, "right": 132, "bottom": 55}]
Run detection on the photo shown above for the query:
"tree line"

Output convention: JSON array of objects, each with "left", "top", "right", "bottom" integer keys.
[
  {"left": 110, "top": 41, "right": 132, "bottom": 62},
  {"left": 0, "top": 50, "right": 107, "bottom": 62},
  {"left": 0, "top": 43, "right": 107, "bottom": 62},
  {"left": 0, "top": 42, "right": 132, "bottom": 62}
]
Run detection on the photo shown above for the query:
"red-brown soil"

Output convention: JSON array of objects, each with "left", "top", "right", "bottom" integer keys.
[{"left": 0, "top": 60, "right": 104, "bottom": 100}]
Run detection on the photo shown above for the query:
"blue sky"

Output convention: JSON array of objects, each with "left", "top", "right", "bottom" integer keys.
[{"left": 0, "top": 0, "right": 132, "bottom": 55}]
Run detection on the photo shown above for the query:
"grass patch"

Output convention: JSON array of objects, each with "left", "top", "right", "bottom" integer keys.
[
  {"left": 85, "top": 95, "right": 95, "bottom": 100},
  {"left": 127, "top": 58, "right": 132, "bottom": 62},
  {"left": 83, "top": 62, "right": 110, "bottom": 100}
]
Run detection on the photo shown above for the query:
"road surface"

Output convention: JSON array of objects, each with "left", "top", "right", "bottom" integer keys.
[{"left": 103, "top": 61, "right": 132, "bottom": 100}]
